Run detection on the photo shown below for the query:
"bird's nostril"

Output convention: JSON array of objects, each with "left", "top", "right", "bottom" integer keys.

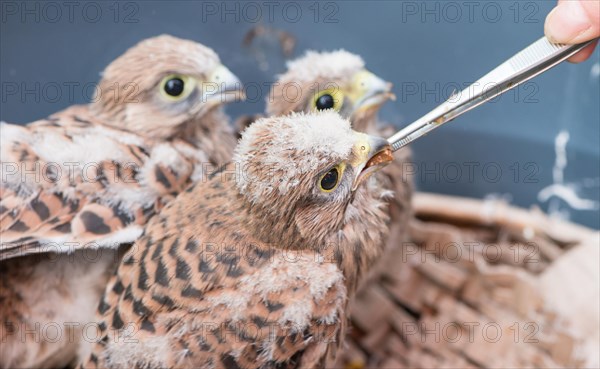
[{"left": 361, "top": 146, "right": 366, "bottom": 151}]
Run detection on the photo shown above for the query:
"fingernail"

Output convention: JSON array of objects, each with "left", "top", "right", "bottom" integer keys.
[{"left": 545, "top": 1, "right": 593, "bottom": 43}]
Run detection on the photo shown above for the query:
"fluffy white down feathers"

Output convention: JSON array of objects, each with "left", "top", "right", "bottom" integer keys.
[
  {"left": 281, "top": 49, "right": 365, "bottom": 83},
  {"left": 233, "top": 111, "right": 356, "bottom": 199}
]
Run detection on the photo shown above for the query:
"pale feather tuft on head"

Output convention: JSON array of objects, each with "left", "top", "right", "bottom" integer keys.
[
  {"left": 233, "top": 111, "right": 355, "bottom": 201},
  {"left": 281, "top": 49, "right": 364, "bottom": 84}
]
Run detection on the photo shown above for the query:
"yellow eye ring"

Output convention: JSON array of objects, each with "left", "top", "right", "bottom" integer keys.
[
  {"left": 318, "top": 163, "right": 345, "bottom": 193},
  {"left": 312, "top": 88, "right": 344, "bottom": 112},
  {"left": 159, "top": 74, "right": 196, "bottom": 101}
]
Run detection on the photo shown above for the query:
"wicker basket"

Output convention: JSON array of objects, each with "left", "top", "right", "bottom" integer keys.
[{"left": 335, "top": 192, "right": 599, "bottom": 369}]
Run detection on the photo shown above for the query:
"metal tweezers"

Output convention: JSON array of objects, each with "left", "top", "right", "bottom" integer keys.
[{"left": 388, "top": 36, "right": 598, "bottom": 152}]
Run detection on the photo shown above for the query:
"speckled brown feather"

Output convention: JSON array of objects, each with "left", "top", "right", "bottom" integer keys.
[
  {"left": 3, "top": 110, "right": 149, "bottom": 257},
  {"left": 0, "top": 105, "right": 224, "bottom": 259},
  {"left": 0, "top": 35, "right": 239, "bottom": 369},
  {"left": 79, "top": 112, "right": 391, "bottom": 369}
]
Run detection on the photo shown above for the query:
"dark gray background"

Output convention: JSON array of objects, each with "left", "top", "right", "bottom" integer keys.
[{"left": 1, "top": 0, "right": 599, "bottom": 228}]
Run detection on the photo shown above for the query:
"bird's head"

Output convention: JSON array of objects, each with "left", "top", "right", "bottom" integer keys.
[
  {"left": 93, "top": 34, "right": 244, "bottom": 138},
  {"left": 267, "top": 50, "right": 394, "bottom": 131},
  {"left": 233, "top": 110, "right": 393, "bottom": 247}
]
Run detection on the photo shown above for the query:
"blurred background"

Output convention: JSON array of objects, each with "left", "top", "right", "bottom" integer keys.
[{"left": 1, "top": 0, "right": 599, "bottom": 228}]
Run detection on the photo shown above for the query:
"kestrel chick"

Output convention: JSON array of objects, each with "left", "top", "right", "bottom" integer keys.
[
  {"left": 80, "top": 111, "right": 393, "bottom": 369},
  {"left": 0, "top": 35, "right": 242, "bottom": 368},
  {"left": 267, "top": 50, "right": 413, "bottom": 288},
  {"left": 269, "top": 50, "right": 393, "bottom": 132}
]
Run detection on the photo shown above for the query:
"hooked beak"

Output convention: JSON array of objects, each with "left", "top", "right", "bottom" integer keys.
[
  {"left": 348, "top": 70, "right": 395, "bottom": 113},
  {"left": 350, "top": 134, "right": 393, "bottom": 191},
  {"left": 205, "top": 65, "right": 246, "bottom": 104}
]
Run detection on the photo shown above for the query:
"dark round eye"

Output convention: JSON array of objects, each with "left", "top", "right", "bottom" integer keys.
[
  {"left": 164, "top": 77, "right": 185, "bottom": 97},
  {"left": 315, "top": 94, "right": 335, "bottom": 110},
  {"left": 320, "top": 167, "right": 339, "bottom": 191}
]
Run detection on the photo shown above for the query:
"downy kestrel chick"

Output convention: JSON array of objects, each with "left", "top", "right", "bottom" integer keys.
[
  {"left": 0, "top": 35, "right": 243, "bottom": 368},
  {"left": 79, "top": 111, "right": 393, "bottom": 369},
  {"left": 267, "top": 50, "right": 412, "bottom": 288}
]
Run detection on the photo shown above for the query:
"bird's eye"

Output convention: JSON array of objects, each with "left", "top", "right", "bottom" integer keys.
[
  {"left": 319, "top": 164, "right": 345, "bottom": 192},
  {"left": 165, "top": 78, "right": 184, "bottom": 96},
  {"left": 312, "top": 88, "right": 344, "bottom": 112},
  {"left": 316, "top": 94, "right": 334, "bottom": 110},
  {"left": 159, "top": 74, "right": 195, "bottom": 101}
]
